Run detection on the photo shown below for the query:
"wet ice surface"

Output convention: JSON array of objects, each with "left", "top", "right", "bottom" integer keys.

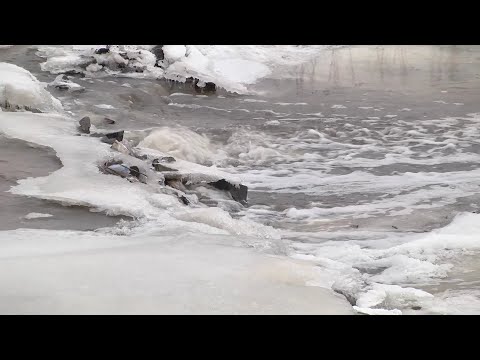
[
  {"left": 3, "top": 45, "right": 480, "bottom": 314},
  {"left": 0, "top": 135, "right": 128, "bottom": 230}
]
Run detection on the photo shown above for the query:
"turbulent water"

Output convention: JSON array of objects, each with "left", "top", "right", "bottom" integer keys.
[{"left": 1, "top": 45, "right": 480, "bottom": 314}]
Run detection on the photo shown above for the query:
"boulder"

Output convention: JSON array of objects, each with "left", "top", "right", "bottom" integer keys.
[
  {"left": 111, "top": 140, "right": 130, "bottom": 155},
  {"left": 95, "top": 47, "right": 110, "bottom": 55},
  {"left": 101, "top": 130, "right": 124, "bottom": 144},
  {"left": 166, "top": 179, "right": 187, "bottom": 192},
  {"left": 78, "top": 116, "right": 91, "bottom": 134},
  {"left": 152, "top": 158, "right": 178, "bottom": 172},
  {"left": 152, "top": 46, "right": 164, "bottom": 61},
  {"left": 194, "top": 78, "right": 216, "bottom": 93},
  {"left": 103, "top": 118, "right": 115, "bottom": 125},
  {"left": 208, "top": 179, "right": 248, "bottom": 205}
]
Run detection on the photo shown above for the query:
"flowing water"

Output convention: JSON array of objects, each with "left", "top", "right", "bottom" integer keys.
[{"left": 2, "top": 45, "right": 480, "bottom": 314}]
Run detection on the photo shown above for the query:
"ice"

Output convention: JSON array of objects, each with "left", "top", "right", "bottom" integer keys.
[
  {"left": 353, "top": 307, "right": 402, "bottom": 315},
  {"left": 35, "top": 45, "right": 337, "bottom": 94},
  {"left": 356, "top": 284, "right": 434, "bottom": 309},
  {"left": 163, "top": 45, "right": 187, "bottom": 62},
  {"left": 290, "top": 212, "right": 480, "bottom": 314},
  {"left": 0, "top": 229, "right": 354, "bottom": 314},
  {"left": 48, "top": 74, "right": 84, "bottom": 92},
  {"left": 0, "top": 110, "right": 251, "bottom": 237},
  {"left": 0, "top": 62, "right": 63, "bottom": 113},
  {"left": 170, "top": 92, "right": 193, "bottom": 97},
  {"left": 213, "top": 58, "right": 270, "bottom": 84}
]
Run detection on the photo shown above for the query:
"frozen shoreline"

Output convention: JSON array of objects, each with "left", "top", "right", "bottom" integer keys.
[{"left": 2, "top": 45, "right": 480, "bottom": 314}]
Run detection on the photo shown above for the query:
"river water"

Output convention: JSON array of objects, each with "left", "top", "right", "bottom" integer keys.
[{"left": 2, "top": 45, "right": 480, "bottom": 314}]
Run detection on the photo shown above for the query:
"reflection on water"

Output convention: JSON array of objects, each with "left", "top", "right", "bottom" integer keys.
[{"left": 270, "top": 45, "right": 480, "bottom": 95}]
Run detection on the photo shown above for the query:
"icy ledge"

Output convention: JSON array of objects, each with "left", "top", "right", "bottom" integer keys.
[{"left": 0, "top": 62, "right": 63, "bottom": 113}]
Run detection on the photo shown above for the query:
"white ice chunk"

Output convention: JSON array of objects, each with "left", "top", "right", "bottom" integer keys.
[{"left": 0, "top": 62, "right": 63, "bottom": 113}]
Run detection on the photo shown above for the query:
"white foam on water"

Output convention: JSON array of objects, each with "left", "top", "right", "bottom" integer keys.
[
  {"left": 275, "top": 102, "right": 308, "bottom": 106},
  {"left": 242, "top": 98, "right": 267, "bottom": 103},
  {"left": 95, "top": 104, "right": 115, "bottom": 109},
  {"left": 138, "top": 126, "right": 226, "bottom": 165},
  {"left": 23, "top": 212, "right": 54, "bottom": 220}
]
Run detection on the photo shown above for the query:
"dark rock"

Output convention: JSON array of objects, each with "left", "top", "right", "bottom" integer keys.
[
  {"left": 180, "top": 195, "right": 189, "bottom": 205},
  {"left": 95, "top": 48, "right": 110, "bottom": 55},
  {"left": 164, "top": 173, "right": 183, "bottom": 182},
  {"left": 100, "top": 130, "right": 124, "bottom": 144},
  {"left": 392, "top": 225, "right": 398, "bottom": 229},
  {"left": 101, "top": 137, "right": 116, "bottom": 144},
  {"left": 333, "top": 289, "right": 357, "bottom": 306},
  {"left": 105, "top": 130, "right": 124, "bottom": 141},
  {"left": 193, "top": 78, "right": 216, "bottom": 93},
  {"left": 55, "top": 84, "right": 70, "bottom": 91},
  {"left": 152, "top": 46, "right": 164, "bottom": 61},
  {"left": 103, "top": 118, "right": 116, "bottom": 125},
  {"left": 103, "top": 163, "right": 130, "bottom": 177},
  {"left": 166, "top": 179, "right": 187, "bottom": 192},
  {"left": 411, "top": 306, "right": 422, "bottom": 311},
  {"left": 63, "top": 70, "right": 84, "bottom": 77},
  {"left": 79, "top": 116, "right": 91, "bottom": 134},
  {"left": 129, "top": 166, "right": 140, "bottom": 177},
  {"left": 203, "top": 82, "right": 216, "bottom": 92},
  {"left": 129, "top": 166, "right": 147, "bottom": 183},
  {"left": 153, "top": 163, "right": 177, "bottom": 172},
  {"left": 208, "top": 179, "right": 248, "bottom": 205},
  {"left": 160, "top": 156, "right": 176, "bottom": 163},
  {"left": 152, "top": 159, "right": 178, "bottom": 172}
]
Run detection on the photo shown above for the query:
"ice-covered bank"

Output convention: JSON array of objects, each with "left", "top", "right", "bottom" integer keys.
[
  {"left": 0, "top": 61, "right": 353, "bottom": 314},
  {"left": 35, "top": 45, "right": 336, "bottom": 94},
  {"left": 0, "top": 229, "right": 353, "bottom": 314},
  {"left": 0, "top": 62, "right": 63, "bottom": 112}
]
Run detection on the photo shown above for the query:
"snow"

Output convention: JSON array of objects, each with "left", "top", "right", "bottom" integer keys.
[
  {"left": 35, "top": 45, "right": 337, "bottom": 94},
  {"left": 0, "top": 228, "right": 354, "bottom": 314},
  {"left": 0, "top": 62, "right": 63, "bottom": 113}
]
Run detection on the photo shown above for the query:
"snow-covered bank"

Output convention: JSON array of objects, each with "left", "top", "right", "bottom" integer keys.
[
  {"left": 0, "top": 61, "right": 354, "bottom": 314},
  {"left": 35, "top": 45, "right": 337, "bottom": 94},
  {"left": 0, "top": 62, "right": 63, "bottom": 112},
  {"left": 0, "top": 228, "right": 353, "bottom": 314}
]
